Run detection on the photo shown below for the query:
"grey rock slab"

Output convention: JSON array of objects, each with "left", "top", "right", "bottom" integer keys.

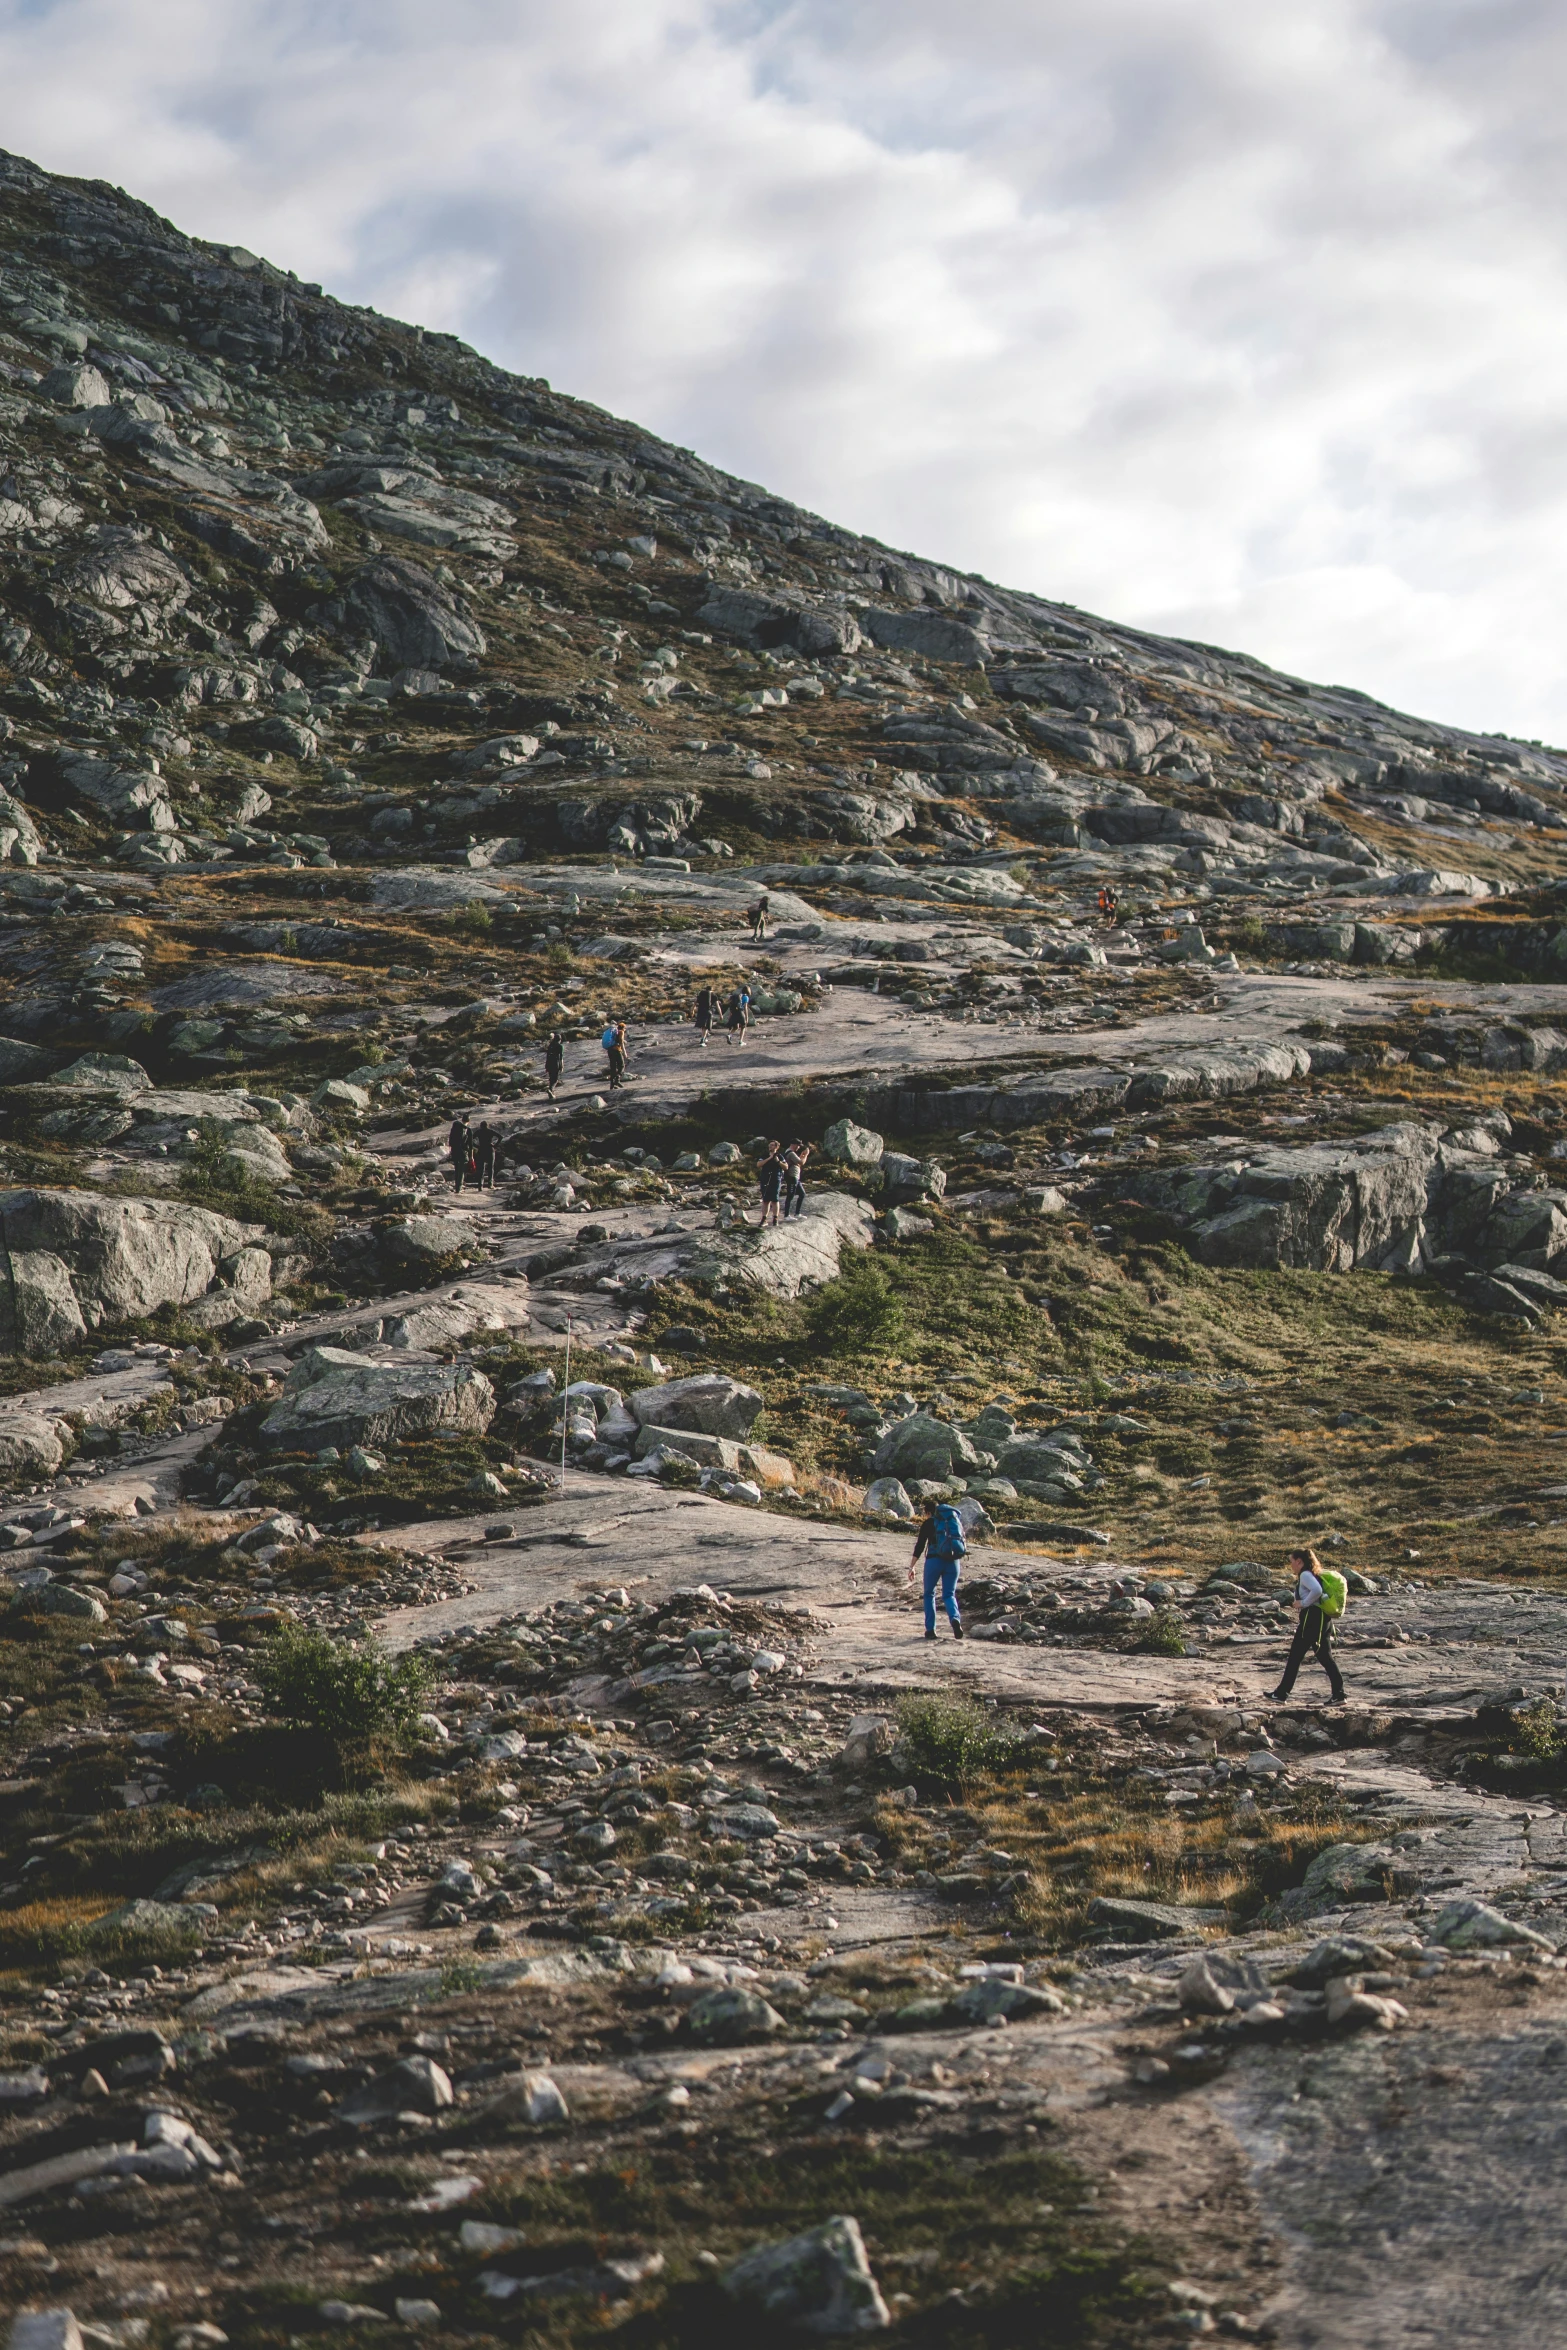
[
  {"left": 1211, "top": 2013, "right": 1567, "bottom": 2348},
  {"left": 629, "top": 1372, "right": 764, "bottom": 1438},
  {"left": 383, "top": 1278, "right": 532, "bottom": 1351},
  {"left": 0, "top": 1188, "right": 267, "bottom": 1354},
  {"left": 260, "top": 1358, "right": 496, "bottom": 1453}
]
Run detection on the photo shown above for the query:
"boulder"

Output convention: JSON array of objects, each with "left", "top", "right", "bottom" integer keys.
[
  {"left": 1295, "top": 1842, "right": 1422, "bottom": 1907},
  {"left": 1086, "top": 1896, "right": 1204, "bottom": 1941},
  {"left": 696, "top": 586, "right": 862, "bottom": 658},
  {"left": 53, "top": 752, "right": 175, "bottom": 831},
  {"left": 880, "top": 1152, "right": 946, "bottom": 1204},
  {"left": 1132, "top": 1122, "right": 1441, "bottom": 1272},
  {"left": 948, "top": 1977, "right": 1064, "bottom": 2024},
  {"left": 41, "top": 359, "right": 112, "bottom": 408},
  {"left": 686, "top": 1986, "right": 785, "bottom": 2045},
  {"left": 260, "top": 1357, "right": 495, "bottom": 1453},
  {"left": 0, "top": 794, "right": 43, "bottom": 867},
  {"left": 871, "top": 1413, "right": 980, "bottom": 1483},
  {"left": 823, "top": 1119, "right": 884, "bottom": 1169},
  {"left": 994, "top": 1435, "right": 1085, "bottom": 1488},
  {"left": 0, "top": 1413, "right": 69, "bottom": 1479},
  {"left": 1427, "top": 1899, "right": 1554, "bottom": 1953},
  {"left": 382, "top": 1215, "right": 476, "bottom": 1272},
  {"left": 722, "top": 2215, "right": 890, "bottom": 2335},
  {"left": 862, "top": 1477, "right": 914, "bottom": 1518},
  {"left": 634, "top": 1424, "right": 744, "bottom": 1471},
  {"left": 339, "top": 2056, "right": 453, "bottom": 2124},
  {"left": 0, "top": 1190, "right": 267, "bottom": 1354},
  {"left": 629, "top": 1372, "right": 763, "bottom": 1438},
  {"left": 9, "top": 1582, "right": 105, "bottom": 1623},
  {"left": 49, "top": 1053, "right": 151, "bottom": 1095},
  {"left": 860, "top": 603, "right": 990, "bottom": 666},
  {"left": 837, "top": 1714, "right": 899, "bottom": 1769},
  {"left": 319, "top": 555, "right": 486, "bottom": 671},
  {"left": 0, "top": 1038, "right": 56, "bottom": 1085}
]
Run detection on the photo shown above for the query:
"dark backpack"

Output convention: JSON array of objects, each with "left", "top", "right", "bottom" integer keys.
[{"left": 930, "top": 1503, "right": 967, "bottom": 1561}]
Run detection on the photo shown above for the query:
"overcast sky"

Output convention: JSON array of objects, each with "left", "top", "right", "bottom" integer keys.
[{"left": 2, "top": 0, "right": 1565, "bottom": 743}]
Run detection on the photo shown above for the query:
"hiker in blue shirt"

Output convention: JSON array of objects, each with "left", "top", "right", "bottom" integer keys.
[{"left": 907, "top": 1497, "right": 966, "bottom": 1642}]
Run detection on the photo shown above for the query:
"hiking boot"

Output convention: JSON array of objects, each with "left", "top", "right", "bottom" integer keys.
[
  {"left": 951, "top": 1621, "right": 964, "bottom": 1640},
  {"left": 924, "top": 1630, "right": 936, "bottom": 1642},
  {"left": 1327, "top": 1691, "right": 1347, "bottom": 1705}
]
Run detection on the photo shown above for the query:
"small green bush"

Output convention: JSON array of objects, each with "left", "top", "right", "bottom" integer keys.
[
  {"left": 1134, "top": 1615, "right": 1187, "bottom": 1657},
  {"left": 807, "top": 1256, "right": 905, "bottom": 1357},
  {"left": 256, "top": 1625, "right": 431, "bottom": 1750},
  {"left": 895, "top": 1693, "right": 1018, "bottom": 1790},
  {"left": 1512, "top": 1699, "right": 1562, "bottom": 1762}
]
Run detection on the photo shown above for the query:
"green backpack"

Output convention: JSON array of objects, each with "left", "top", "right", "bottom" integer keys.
[{"left": 1316, "top": 1568, "right": 1348, "bottom": 1620}]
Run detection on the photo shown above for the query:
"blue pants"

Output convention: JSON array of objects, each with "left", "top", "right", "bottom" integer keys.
[{"left": 924, "top": 1554, "right": 961, "bottom": 1633}]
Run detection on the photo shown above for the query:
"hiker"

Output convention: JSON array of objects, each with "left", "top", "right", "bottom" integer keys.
[
  {"left": 726, "top": 985, "right": 751, "bottom": 1045},
  {"left": 748, "top": 892, "right": 770, "bottom": 942},
  {"left": 473, "top": 1120, "right": 497, "bottom": 1189},
  {"left": 694, "top": 985, "right": 715, "bottom": 1047},
  {"left": 606, "top": 1019, "right": 628, "bottom": 1090},
  {"left": 907, "top": 1496, "right": 967, "bottom": 1642},
  {"left": 544, "top": 1033, "right": 564, "bottom": 1100},
  {"left": 756, "top": 1138, "right": 783, "bottom": 1227},
  {"left": 1268, "top": 1546, "right": 1347, "bottom": 1704},
  {"left": 781, "top": 1138, "right": 812, "bottom": 1219},
  {"left": 447, "top": 1113, "right": 470, "bottom": 1194},
  {"left": 1098, "top": 884, "right": 1119, "bottom": 929}
]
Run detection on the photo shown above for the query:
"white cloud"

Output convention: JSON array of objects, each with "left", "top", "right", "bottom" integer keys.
[{"left": 2, "top": 0, "right": 1566, "bottom": 740}]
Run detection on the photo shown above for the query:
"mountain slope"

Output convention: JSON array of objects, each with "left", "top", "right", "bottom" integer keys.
[{"left": 0, "top": 139, "right": 1563, "bottom": 914}]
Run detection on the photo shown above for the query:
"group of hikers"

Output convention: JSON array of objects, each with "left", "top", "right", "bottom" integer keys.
[
  {"left": 446, "top": 1072, "right": 1351, "bottom": 1700},
  {"left": 754, "top": 1136, "right": 812, "bottom": 1224},
  {"left": 444, "top": 1113, "right": 500, "bottom": 1193},
  {"left": 692, "top": 982, "right": 752, "bottom": 1047},
  {"left": 528, "top": 982, "right": 754, "bottom": 1106},
  {"left": 904, "top": 1500, "right": 1349, "bottom": 1697}
]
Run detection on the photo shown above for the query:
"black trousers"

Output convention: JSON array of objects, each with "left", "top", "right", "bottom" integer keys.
[{"left": 1276, "top": 1604, "right": 1344, "bottom": 1699}]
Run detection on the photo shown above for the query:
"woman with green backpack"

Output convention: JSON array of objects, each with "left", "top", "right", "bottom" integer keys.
[{"left": 1269, "top": 1547, "right": 1347, "bottom": 1704}]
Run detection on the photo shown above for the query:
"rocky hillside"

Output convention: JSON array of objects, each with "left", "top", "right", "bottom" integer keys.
[
  {"left": 0, "top": 141, "right": 1563, "bottom": 924},
  {"left": 10, "top": 145, "right": 1567, "bottom": 2350}
]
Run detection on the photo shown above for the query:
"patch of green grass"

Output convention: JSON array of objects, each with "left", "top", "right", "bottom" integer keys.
[
  {"left": 177, "top": 1116, "right": 330, "bottom": 1241},
  {"left": 325, "top": 2142, "right": 1165, "bottom": 2350}
]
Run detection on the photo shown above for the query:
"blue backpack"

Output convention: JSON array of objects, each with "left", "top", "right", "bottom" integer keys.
[{"left": 930, "top": 1503, "right": 968, "bottom": 1562}]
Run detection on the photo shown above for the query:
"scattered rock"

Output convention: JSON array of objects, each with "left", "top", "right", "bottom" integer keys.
[{"left": 722, "top": 2214, "right": 890, "bottom": 2335}]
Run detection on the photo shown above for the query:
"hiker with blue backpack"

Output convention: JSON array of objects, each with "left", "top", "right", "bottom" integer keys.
[
  {"left": 907, "top": 1497, "right": 967, "bottom": 1641},
  {"left": 1269, "top": 1546, "right": 1347, "bottom": 1704}
]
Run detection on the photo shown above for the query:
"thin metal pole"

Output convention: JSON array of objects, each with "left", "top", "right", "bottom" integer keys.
[{"left": 560, "top": 1315, "right": 572, "bottom": 1491}]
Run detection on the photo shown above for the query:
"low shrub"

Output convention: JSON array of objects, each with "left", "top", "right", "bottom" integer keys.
[
  {"left": 256, "top": 1624, "right": 431, "bottom": 1751},
  {"left": 895, "top": 1693, "right": 1019, "bottom": 1790}
]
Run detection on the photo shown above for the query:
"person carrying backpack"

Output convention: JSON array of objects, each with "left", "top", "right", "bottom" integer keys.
[
  {"left": 1269, "top": 1546, "right": 1347, "bottom": 1704},
  {"left": 694, "top": 985, "right": 715, "bottom": 1046},
  {"left": 544, "top": 1034, "right": 564, "bottom": 1100},
  {"left": 907, "top": 1496, "right": 967, "bottom": 1641}
]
